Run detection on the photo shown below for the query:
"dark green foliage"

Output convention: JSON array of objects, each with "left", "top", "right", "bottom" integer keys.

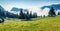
[
  {"left": 0, "top": 18, "right": 4, "bottom": 23},
  {"left": 19, "top": 9, "right": 31, "bottom": 20},
  {"left": 58, "top": 12, "right": 60, "bottom": 15},
  {"left": 43, "top": 15, "right": 45, "bottom": 17},
  {"left": 29, "top": 11, "right": 33, "bottom": 18},
  {"left": 48, "top": 7, "right": 56, "bottom": 17},
  {"left": 32, "top": 12, "right": 37, "bottom": 18},
  {"left": 19, "top": 8, "right": 25, "bottom": 19},
  {"left": 25, "top": 11, "right": 30, "bottom": 20},
  {"left": 0, "top": 5, "right": 37, "bottom": 20},
  {"left": 19, "top": 9, "right": 37, "bottom": 20},
  {"left": 6, "top": 11, "right": 18, "bottom": 18},
  {"left": 29, "top": 11, "right": 37, "bottom": 18},
  {"left": 0, "top": 8, "right": 6, "bottom": 18}
]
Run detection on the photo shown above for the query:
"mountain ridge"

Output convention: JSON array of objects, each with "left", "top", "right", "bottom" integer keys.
[{"left": 41, "top": 4, "right": 60, "bottom": 10}]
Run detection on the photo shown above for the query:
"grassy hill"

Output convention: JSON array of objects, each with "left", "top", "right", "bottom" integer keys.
[{"left": 0, "top": 15, "right": 60, "bottom": 31}]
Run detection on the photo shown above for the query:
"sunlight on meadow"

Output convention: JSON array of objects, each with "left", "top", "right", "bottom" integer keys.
[
  {"left": 0, "top": 15, "right": 60, "bottom": 31},
  {"left": 0, "top": 0, "right": 60, "bottom": 31}
]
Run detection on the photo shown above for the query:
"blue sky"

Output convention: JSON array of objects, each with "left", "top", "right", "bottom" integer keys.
[{"left": 0, "top": 0, "right": 60, "bottom": 11}]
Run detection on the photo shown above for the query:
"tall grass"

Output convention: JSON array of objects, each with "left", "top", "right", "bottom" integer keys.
[{"left": 0, "top": 15, "right": 60, "bottom": 31}]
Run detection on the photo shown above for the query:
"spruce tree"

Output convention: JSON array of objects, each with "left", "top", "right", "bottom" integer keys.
[
  {"left": 19, "top": 8, "right": 25, "bottom": 19},
  {"left": 48, "top": 7, "right": 56, "bottom": 17}
]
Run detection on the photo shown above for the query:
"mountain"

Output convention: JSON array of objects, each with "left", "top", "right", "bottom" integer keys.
[
  {"left": 11, "top": 7, "right": 28, "bottom": 12},
  {"left": 0, "top": 5, "right": 5, "bottom": 11},
  {"left": 41, "top": 4, "right": 60, "bottom": 10},
  {"left": 11, "top": 7, "right": 20, "bottom": 12},
  {"left": 0, "top": 5, "right": 6, "bottom": 18}
]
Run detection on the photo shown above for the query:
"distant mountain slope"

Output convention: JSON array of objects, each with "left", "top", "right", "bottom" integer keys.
[
  {"left": 0, "top": 5, "right": 6, "bottom": 18},
  {"left": 0, "top": 5, "right": 5, "bottom": 11},
  {"left": 11, "top": 7, "right": 20, "bottom": 12},
  {"left": 11, "top": 7, "right": 28, "bottom": 12},
  {"left": 41, "top": 4, "right": 60, "bottom": 10},
  {"left": 0, "top": 6, "right": 18, "bottom": 18}
]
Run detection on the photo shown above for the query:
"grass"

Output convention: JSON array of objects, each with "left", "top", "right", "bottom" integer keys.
[{"left": 0, "top": 15, "right": 60, "bottom": 31}]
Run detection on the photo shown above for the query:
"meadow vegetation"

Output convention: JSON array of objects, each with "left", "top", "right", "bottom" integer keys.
[{"left": 0, "top": 15, "right": 60, "bottom": 31}]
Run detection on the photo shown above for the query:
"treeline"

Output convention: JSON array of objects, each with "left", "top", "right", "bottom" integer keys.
[
  {"left": 0, "top": 6, "right": 60, "bottom": 23},
  {"left": 18, "top": 9, "right": 37, "bottom": 20},
  {"left": 0, "top": 9, "right": 18, "bottom": 18},
  {"left": 0, "top": 6, "right": 60, "bottom": 20},
  {"left": 42, "top": 7, "right": 60, "bottom": 17},
  {"left": 0, "top": 6, "right": 37, "bottom": 20},
  {"left": 48, "top": 7, "right": 56, "bottom": 17}
]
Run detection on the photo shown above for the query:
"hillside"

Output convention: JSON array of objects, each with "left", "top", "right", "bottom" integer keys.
[
  {"left": 41, "top": 4, "right": 60, "bottom": 10},
  {"left": 0, "top": 15, "right": 60, "bottom": 31}
]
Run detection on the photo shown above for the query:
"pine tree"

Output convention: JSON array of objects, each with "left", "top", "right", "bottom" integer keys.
[
  {"left": 25, "top": 11, "right": 30, "bottom": 20},
  {"left": 48, "top": 7, "right": 56, "bottom": 17},
  {"left": 33, "top": 12, "right": 37, "bottom": 18},
  {"left": 19, "top": 8, "right": 25, "bottom": 19},
  {"left": 30, "top": 11, "right": 33, "bottom": 18},
  {"left": 58, "top": 12, "right": 60, "bottom": 15}
]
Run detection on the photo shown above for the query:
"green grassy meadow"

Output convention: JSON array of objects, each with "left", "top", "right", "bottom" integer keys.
[{"left": 0, "top": 15, "right": 60, "bottom": 31}]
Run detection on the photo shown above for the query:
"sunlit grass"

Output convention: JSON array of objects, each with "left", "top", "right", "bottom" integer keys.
[{"left": 0, "top": 15, "right": 60, "bottom": 31}]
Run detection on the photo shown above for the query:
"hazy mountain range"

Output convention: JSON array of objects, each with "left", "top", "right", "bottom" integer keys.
[
  {"left": 11, "top": 7, "right": 28, "bottom": 12},
  {"left": 0, "top": 4, "right": 60, "bottom": 16},
  {"left": 0, "top": 4, "right": 60, "bottom": 12},
  {"left": 41, "top": 4, "right": 60, "bottom": 10},
  {"left": 0, "top": 6, "right": 5, "bottom": 11},
  {"left": 11, "top": 7, "right": 20, "bottom": 12}
]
